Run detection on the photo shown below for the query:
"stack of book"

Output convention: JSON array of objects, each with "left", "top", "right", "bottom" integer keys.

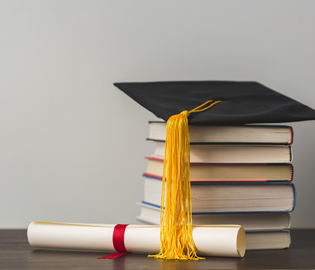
[{"left": 137, "top": 122, "right": 296, "bottom": 250}]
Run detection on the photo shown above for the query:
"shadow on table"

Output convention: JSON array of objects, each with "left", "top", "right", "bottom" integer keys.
[{"left": 29, "top": 249, "right": 242, "bottom": 270}]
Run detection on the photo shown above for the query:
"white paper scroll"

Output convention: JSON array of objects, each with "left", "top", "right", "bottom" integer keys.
[{"left": 27, "top": 221, "right": 246, "bottom": 258}]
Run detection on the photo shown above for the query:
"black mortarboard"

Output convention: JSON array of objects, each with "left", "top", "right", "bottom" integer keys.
[{"left": 114, "top": 81, "right": 315, "bottom": 125}]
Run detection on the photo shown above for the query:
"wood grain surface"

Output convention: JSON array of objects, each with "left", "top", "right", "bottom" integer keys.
[{"left": 1, "top": 229, "right": 315, "bottom": 269}]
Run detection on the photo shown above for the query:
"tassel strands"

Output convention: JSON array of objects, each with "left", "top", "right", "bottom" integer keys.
[{"left": 148, "top": 100, "right": 222, "bottom": 260}]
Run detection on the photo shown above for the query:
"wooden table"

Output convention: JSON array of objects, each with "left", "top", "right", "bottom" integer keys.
[{"left": 1, "top": 229, "right": 315, "bottom": 269}]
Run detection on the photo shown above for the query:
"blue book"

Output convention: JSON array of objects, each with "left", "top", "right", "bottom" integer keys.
[{"left": 143, "top": 176, "right": 296, "bottom": 214}]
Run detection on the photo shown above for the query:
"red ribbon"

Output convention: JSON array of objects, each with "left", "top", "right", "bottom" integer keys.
[{"left": 98, "top": 224, "right": 129, "bottom": 259}]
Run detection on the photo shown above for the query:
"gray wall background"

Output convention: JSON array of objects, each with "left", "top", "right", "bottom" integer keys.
[{"left": 1, "top": 0, "right": 315, "bottom": 229}]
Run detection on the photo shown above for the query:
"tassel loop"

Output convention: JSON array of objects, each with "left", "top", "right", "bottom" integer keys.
[
  {"left": 180, "top": 110, "right": 190, "bottom": 118},
  {"left": 189, "top": 100, "right": 222, "bottom": 114}
]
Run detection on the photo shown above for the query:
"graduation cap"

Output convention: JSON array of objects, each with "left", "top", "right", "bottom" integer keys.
[
  {"left": 114, "top": 81, "right": 315, "bottom": 125},
  {"left": 114, "top": 81, "right": 315, "bottom": 260}
]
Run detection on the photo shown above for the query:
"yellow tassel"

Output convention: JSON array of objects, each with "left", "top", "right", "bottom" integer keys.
[{"left": 148, "top": 100, "right": 222, "bottom": 260}]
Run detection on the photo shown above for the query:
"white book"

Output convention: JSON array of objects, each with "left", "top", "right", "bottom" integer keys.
[
  {"left": 148, "top": 122, "right": 293, "bottom": 144},
  {"left": 136, "top": 202, "right": 291, "bottom": 231},
  {"left": 153, "top": 141, "right": 292, "bottom": 163},
  {"left": 143, "top": 177, "right": 296, "bottom": 213}
]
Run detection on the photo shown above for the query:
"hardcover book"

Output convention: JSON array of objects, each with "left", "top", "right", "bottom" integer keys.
[
  {"left": 148, "top": 122, "right": 293, "bottom": 144},
  {"left": 153, "top": 142, "right": 293, "bottom": 163},
  {"left": 144, "top": 157, "right": 293, "bottom": 182},
  {"left": 137, "top": 202, "right": 291, "bottom": 231},
  {"left": 143, "top": 177, "right": 296, "bottom": 213}
]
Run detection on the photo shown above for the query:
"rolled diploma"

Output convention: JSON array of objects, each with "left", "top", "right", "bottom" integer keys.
[{"left": 27, "top": 222, "right": 246, "bottom": 258}]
